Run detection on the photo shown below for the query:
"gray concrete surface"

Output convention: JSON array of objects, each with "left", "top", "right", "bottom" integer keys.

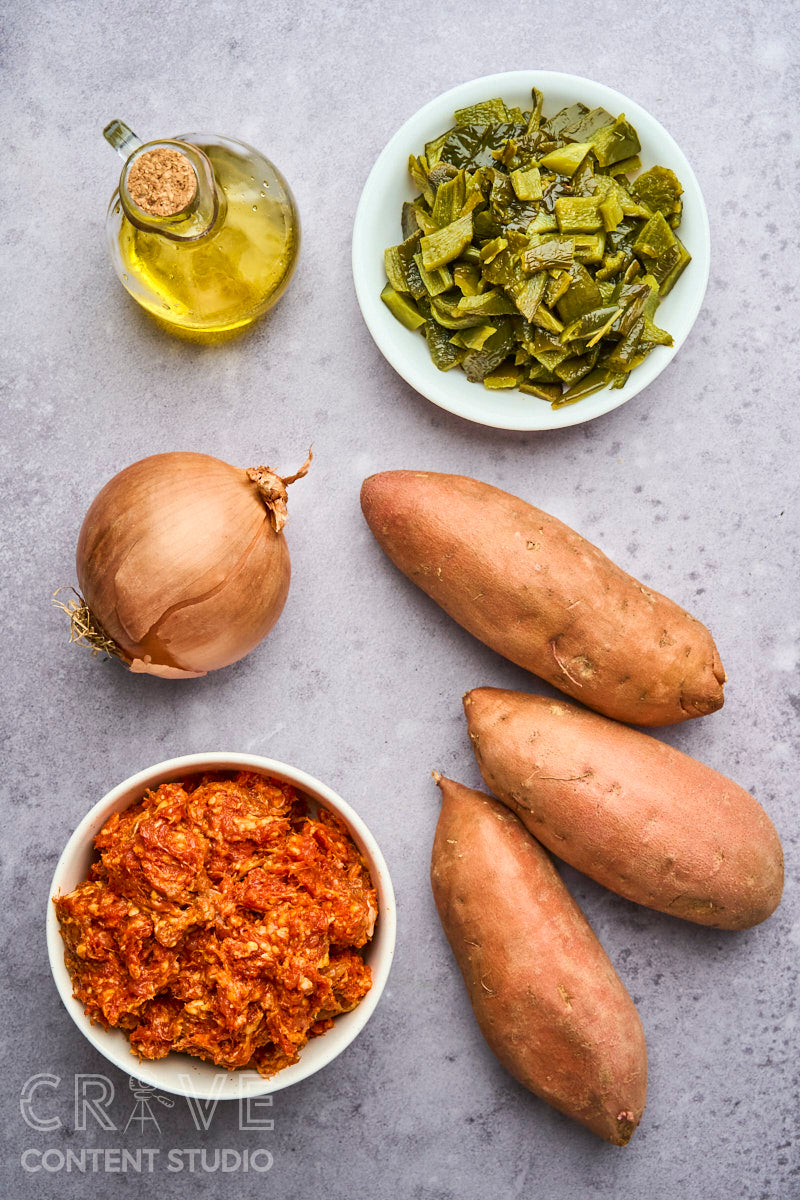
[{"left": 1, "top": 1, "right": 798, "bottom": 1196}]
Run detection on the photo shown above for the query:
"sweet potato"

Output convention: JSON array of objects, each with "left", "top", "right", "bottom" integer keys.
[
  {"left": 464, "top": 688, "right": 784, "bottom": 929},
  {"left": 431, "top": 775, "right": 647, "bottom": 1145},
  {"left": 360, "top": 470, "right": 725, "bottom": 726}
]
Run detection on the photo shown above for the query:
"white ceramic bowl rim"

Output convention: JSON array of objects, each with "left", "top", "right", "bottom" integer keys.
[
  {"left": 47, "top": 753, "right": 396, "bottom": 1100},
  {"left": 352, "top": 69, "right": 710, "bottom": 431}
]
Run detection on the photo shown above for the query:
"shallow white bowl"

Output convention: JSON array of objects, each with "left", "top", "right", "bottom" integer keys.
[
  {"left": 352, "top": 70, "right": 710, "bottom": 431},
  {"left": 47, "top": 753, "right": 396, "bottom": 1100}
]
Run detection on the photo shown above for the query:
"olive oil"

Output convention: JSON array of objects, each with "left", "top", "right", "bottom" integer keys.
[{"left": 105, "top": 125, "right": 299, "bottom": 336}]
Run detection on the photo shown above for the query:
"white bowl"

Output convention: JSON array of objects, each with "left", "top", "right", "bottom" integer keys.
[
  {"left": 352, "top": 70, "right": 710, "bottom": 431},
  {"left": 47, "top": 753, "right": 396, "bottom": 1100}
]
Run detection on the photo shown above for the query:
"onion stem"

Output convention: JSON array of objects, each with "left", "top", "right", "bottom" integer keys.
[{"left": 247, "top": 447, "right": 313, "bottom": 532}]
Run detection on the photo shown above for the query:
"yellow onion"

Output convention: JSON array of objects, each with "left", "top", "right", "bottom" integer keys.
[{"left": 64, "top": 450, "right": 311, "bottom": 678}]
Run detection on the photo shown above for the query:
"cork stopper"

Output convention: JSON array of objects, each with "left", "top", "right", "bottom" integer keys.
[{"left": 126, "top": 147, "right": 197, "bottom": 217}]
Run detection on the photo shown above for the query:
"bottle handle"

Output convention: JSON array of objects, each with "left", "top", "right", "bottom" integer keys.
[{"left": 103, "top": 120, "right": 143, "bottom": 160}]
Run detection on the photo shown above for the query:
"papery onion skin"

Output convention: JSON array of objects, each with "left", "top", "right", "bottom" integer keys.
[{"left": 75, "top": 451, "right": 304, "bottom": 678}]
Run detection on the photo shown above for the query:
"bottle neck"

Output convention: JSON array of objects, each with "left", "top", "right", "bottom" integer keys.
[{"left": 104, "top": 124, "right": 225, "bottom": 242}]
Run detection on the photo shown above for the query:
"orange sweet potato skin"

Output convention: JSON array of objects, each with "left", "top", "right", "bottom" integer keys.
[
  {"left": 361, "top": 470, "right": 725, "bottom": 726},
  {"left": 465, "top": 689, "right": 784, "bottom": 929},
  {"left": 431, "top": 776, "right": 647, "bottom": 1146}
]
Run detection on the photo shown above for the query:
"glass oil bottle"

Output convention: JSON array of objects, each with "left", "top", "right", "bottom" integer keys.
[{"left": 104, "top": 120, "right": 300, "bottom": 336}]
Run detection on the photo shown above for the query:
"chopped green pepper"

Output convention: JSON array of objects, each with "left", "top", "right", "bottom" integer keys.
[
  {"left": 429, "top": 293, "right": 486, "bottom": 329},
  {"left": 633, "top": 165, "right": 683, "bottom": 218},
  {"left": 384, "top": 230, "right": 423, "bottom": 296},
  {"left": 455, "top": 289, "right": 517, "bottom": 316},
  {"left": 401, "top": 202, "right": 420, "bottom": 239},
  {"left": 633, "top": 211, "right": 676, "bottom": 261},
  {"left": 425, "top": 321, "right": 466, "bottom": 370},
  {"left": 561, "top": 306, "right": 621, "bottom": 345},
  {"left": 408, "top": 155, "right": 434, "bottom": 206},
  {"left": 539, "top": 142, "right": 594, "bottom": 177},
  {"left": 380, "top": 283, "right": 425, "bottom": 330},
  {"left": 484, "top": 364, "right": 522, "bottom": 388},
  {"left": 543, "top": 102, "right": 589, "bottom": 138},
  {"left": 599, "top": 195, "right": 624, "bottom": 232},
  {"left": 440, "top": 122, "right": 525, "bottom": 171},
  {"left": 532, "top": 304, "right": 565, "bottom": 334},
  {"left": 609, "top": 154, "right": 641, "bottom": 177},
  {"left": 381, "top": 90, "right": 691, "bottom": 407},
  {"left": 431, "top": 169, "right": 467, "bottom": 228},
  {"left": 555, "top": 351, "right": 599, "bottom": 386},
  {"left": 557, "top": 367, "right": 611, "bottom": 405},
  {"left": 520, "top": 380, "right": 563, "bottom": 403},
  {"left": 525, "top": 88, "right": 544, "bottom": 133},
  {"left": 648, "top": 235, "right": 691, "bottom": 295},
  {"left": 555, "top": 197, "right": 603, "bottom": 233},
  {"left": 522, "top": 238, "right": 574, "bottom": 272},
  {"left": 454, "top": 98, "right": 511, "bottom": 125},
  {"left": 587, "top": 114, "right": 641, "bottom": 167},
  {"left": 462, "top": 319, "right": 516, "bottom": 381},
  {"left": 556, "top": 263, "right": 603, "bottom": 323},
  {"left": 453, "top": 261, "right": 483, "bottom": 295},
  {"left": 413, "top": 252, "right": 453, "bottom": 298},
  {"left": 543, "top": 271, "right": 572, "bottom": 309},
  {"left": 479, "top": 236, "right": 509, "bottom": 264},
  {"left": 560, "top": 106, "right": 615, "bottom": 142},
  {"left": 510, "top": 164, "right": 543, "bottom": 201},
  {"left": 506, "top": 270, "right": 548, "bottom": 322},
  {"left": 572, "top": 232, "right": 606, "bottom": 263},
  {"left": 451, "top": 324, "right": 497, "bottom": 351},
  {"left": 420, "top": 212, "right": 474, "bottom": 270}
]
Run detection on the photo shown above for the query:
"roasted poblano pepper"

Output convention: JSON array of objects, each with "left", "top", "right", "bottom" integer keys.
[
  {"left": 522, "top": 238, "right": 574, "bottom": 272},
  {"left": 420, "top": 212, "right": 474, "bottom": 271},
  {"left": 520, "top": 380, "right": 562, "bottom": 402},
  {"left": 462, "top": 319, "right": 517, "bottom": 382},
  {"left": 425, "top": 321, "right": 466, "bottom": 370},
  {"left": 560, "top": 306, "right": 622, "bottom": 346},
  {"left": 633, "top": 211, "right": 676, "bottom": 261},
  {"left": 440, "top": 122, "right": 526, "bottom": 171},
  {"left": 526, "top": 87, "right": 544, "bottom": 133},
  {"left": 633, "top": 166, "right": 683, "bottom": 219},
  {"left": 543, "top": 102, "right": 589, "bottom": 137},
  {"left": 586, "top": 114, "right": 641, "bottom": 167},
  {"left": 380, "top": 283, "right": 425, "bottom": 330},
  {"left": 506, "top": 270, "right": 547, "bottom": 322},
  {"left": 453, "top": 262, "right": 483, "bottom": 295},
  {"left": 381, "top": 91, "right": 691, "bottom": 406},
  {"left": 455, "top": 98, "right": 512, "bottom": 125},
  {"left": 429, "top": 293, "right": 486, "bottom": 329},
  {"left": 559, "top": 106, "right": 615, "bottom": 142},
  {"left": 556, "top": 263, "right": 604, "bottom": 323},
  {"left": 451, "top": 324, "right": 497, "bottom": 351},
  {"left": 555, "top": 349, "right": 600, "bottom": 386},
  {"left": 510, "top": 164, "right": 543, "bottom": 201},
  {"left": 455, "top": 289, "right": 517, "bottom": 317},
  {"left": 431, "top": 169, "right": 467, "bottom": 228},
  {"left": 412, "top": 252, "right": 453, "bottom": 298},
  {"left": 555, "top": 197, "right": 604, "bottom": 233},
  {"left": 538, "top": 142, "right": 594, "bottom": 177},
  {"left": 483, "top": 363, "right": 522, "bottom": 389},
  {"left": 558, "top": 366, "right": 611, "bottom": 405},
  {"left": 599, "top": 195, "right": 624, "bottom": 232}
]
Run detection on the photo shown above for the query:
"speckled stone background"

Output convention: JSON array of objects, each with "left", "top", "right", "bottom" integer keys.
[{"left": 2, "top": 1, "right": 798, "bottom": 1196}]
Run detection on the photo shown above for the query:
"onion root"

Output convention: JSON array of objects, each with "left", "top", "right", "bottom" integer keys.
[{"left": 52, "top": 587, "right": 130, "bottom": 663}]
